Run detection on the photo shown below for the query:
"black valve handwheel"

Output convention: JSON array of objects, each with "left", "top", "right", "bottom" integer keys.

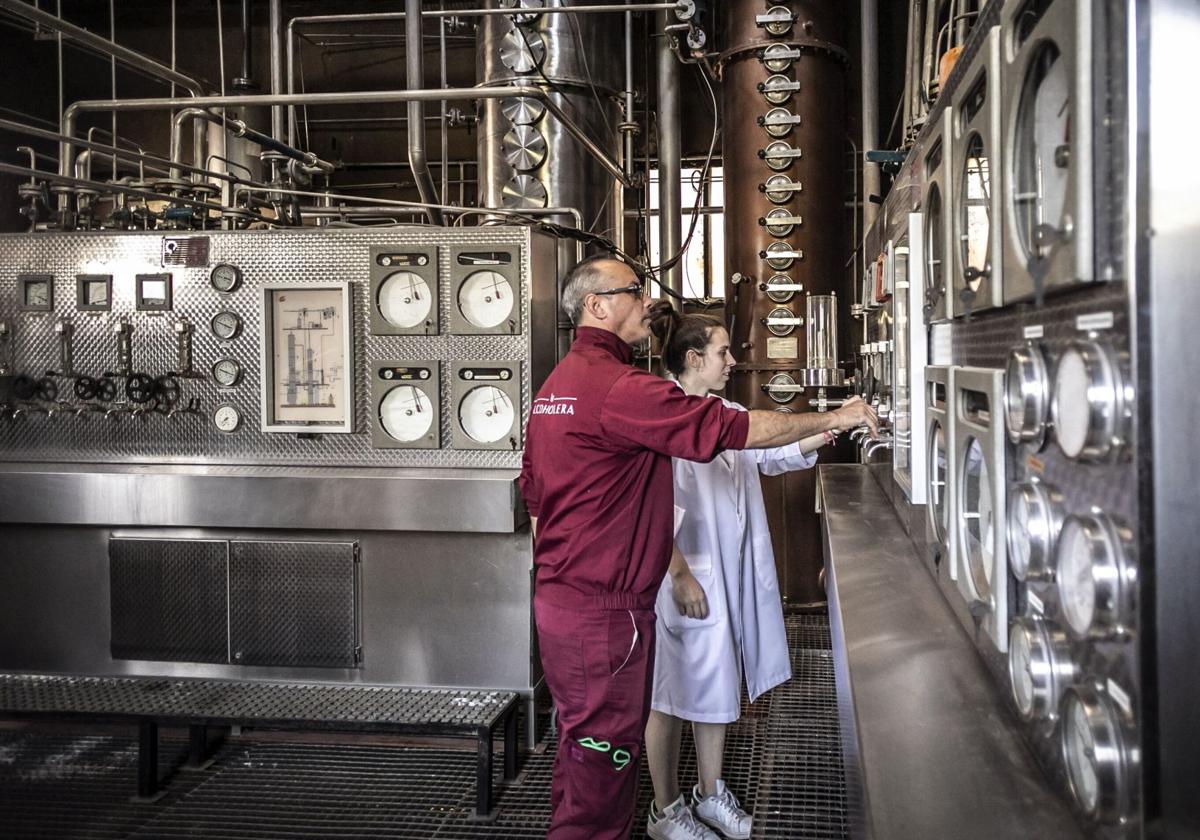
[
  {"left": 154, "top": 375, "right": 181, "bottom": 408},
  {"left": 96, "top": 377, "right": 118, "bottom": 402},
  {"left": 73, "top": 377, "right": 98, "bottom": 401},
  {"left": 126, "top": 373, "right": 157, "bottom": 404},
  {"left": 35, "top": 377, "right": 58, "bottom": 402},
  {"left": 11, "top": 375, "right": 36, "bottom": 400}
]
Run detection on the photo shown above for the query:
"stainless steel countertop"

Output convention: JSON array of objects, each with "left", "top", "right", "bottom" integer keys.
[{"left": 819, "top": 464, "right": 1083, "bottom": 840}]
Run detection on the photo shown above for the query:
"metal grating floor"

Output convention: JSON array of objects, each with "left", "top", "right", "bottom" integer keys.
[{"left": 0, "top": 613, "right": 847, "bottom": 840}]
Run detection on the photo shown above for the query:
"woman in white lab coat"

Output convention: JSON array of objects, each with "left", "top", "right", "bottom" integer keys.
[{"left": 643, "top": 310, "right": 831, "bottom": 840}]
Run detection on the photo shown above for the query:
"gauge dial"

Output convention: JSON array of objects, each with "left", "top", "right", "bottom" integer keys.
[
  {"left": 210, "top": 263, "right": 242, "bottom": 293},
  {"left": 21, "top": 277, "right": 52, "bottom": 309},
  {"left": 1055, "top": 513, "right": 1132, "bottom": 639},
  {"left": 210, "top": 311, "right": 242, "bottom": 341},
  {"left": 378, "top": 271, "right": 433, "bottom": 329},
  {"left": 1050, "top": 341, "right": 1125, "bottom": 461},
  {"left": 1008, "top": 616, "right": 1075, "bottom": 723},
  {"left": 457, "top": 270, "right": 515, "bottom": 329},
  {"left": 213, "top": 404, "right": 241, "bottom": 433},
  {"left": 960, "top": 133, "right": 992, "bottom": 294},
  {"left": 459, "top": 385, "right": 515, "bottom": 444},
  {"left": 959, "top": 436, "right": 994, "bottom": 599},
  {"left": 1014, "top": 44, "right": 1070, "bottom": 262},
  {"left": 1005, "top": 342, "right": 1050, "bottom": 445},
  {"left": 379, "top": 385, "right": 434, "bottom": 442},
  {"left": 924, "top": 183, "right": 945, "bottom": 311},
  {"left": 83, "top": 278, "right": 110, "bottom": 307},
  {"left": 212, "top": 358, "right": 243, "bottom": 388},
  {"left": 1007, "top": 480, "right": 1062, "bottom": 581},
  {"left": 1061, "top": 687, "right": 1132, "bottom": 823}
]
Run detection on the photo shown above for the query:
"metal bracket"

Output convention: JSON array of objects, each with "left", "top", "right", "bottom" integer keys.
[
  {"left": 764, "top": 316, "right": 805, "bottom": 327},
  {"left": 758, "top": 112, "right": 803, "bottom": 129},
  {"left": 755, "top": 9, "right": 795, "bottom": 27},
  {"left": 759, "top": 180, "right": 803, "bottom": 194},
  {"left": 759, "top": 214, "right": 804, "bottom": 227},
  {"left": 763, "top": 382, "right": 807, "bottom": 394},
  {"left": 757, "top": 79, "right": 802, "bottom": 94},
  {"left": 759, "top": 146, "right": 803, "bottom": 161},
  {"left": 761, "top": 282, "right": 805, "bottom": 293},
  {"left": 760, "top": 249, "right": 805, "bottom": 260},
  {"left": 757, "top": 47, "right": 804, "bottom": 63}
]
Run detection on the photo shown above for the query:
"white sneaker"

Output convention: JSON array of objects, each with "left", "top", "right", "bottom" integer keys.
[
  {"left": 647, "top": 795, "right": 720, "bottom": 840},
  {"left": 692, "top": 780, "right": 752, "bottom": 839}
]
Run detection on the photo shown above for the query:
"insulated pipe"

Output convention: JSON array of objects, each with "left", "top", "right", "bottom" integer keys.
[
  {"left": 169, "top": 107, "right": 334, "bottom": 181},
  {"left": 63, "top": 87, "right": 632, "bottom": 188},
  {"left": 861, "top": 0, "right": 880, "bottom": 228},
  {"left": 656, "top": 10, "right": 683, "bottom": 296},
  {"left": 405, "top": 0, "right": 443, "bottom": 224}
]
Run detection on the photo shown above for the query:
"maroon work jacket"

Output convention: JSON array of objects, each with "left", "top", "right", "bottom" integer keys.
[{"left": 519, "top": 327, "right": 750, "bottom": 611}]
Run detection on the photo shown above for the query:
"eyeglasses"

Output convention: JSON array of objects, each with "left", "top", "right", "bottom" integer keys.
[{"left": 591, "top": 282, "right": 644, "bottom": 299}]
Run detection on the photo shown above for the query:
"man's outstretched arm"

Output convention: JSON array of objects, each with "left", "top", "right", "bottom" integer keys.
[{"left": 744, "top": 396, "right": 878, "bottom": 449}]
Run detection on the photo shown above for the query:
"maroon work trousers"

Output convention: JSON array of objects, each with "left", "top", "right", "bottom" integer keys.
[{"left": 534, "top": 593, "right": 658, "bottom": 840}]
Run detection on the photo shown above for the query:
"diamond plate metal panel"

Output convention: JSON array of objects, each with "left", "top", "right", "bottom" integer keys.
[
  {"left": 0, "top": 227, "right": 547, "bottom": 468},
  {"left": 108, "top": 538, "right": 228, "bottom": 664},
  {"left": 228, "top": 540, "right": 358, "bottom": 669}
]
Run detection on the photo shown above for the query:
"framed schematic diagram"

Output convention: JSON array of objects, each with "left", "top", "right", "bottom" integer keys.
[{"left": 259, "top": 283, "right": 354, "bottom": 433}]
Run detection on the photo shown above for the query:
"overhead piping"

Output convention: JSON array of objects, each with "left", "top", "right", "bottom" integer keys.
[
  {"left": 861, "top": 0, "right": 881, "bottom": 228},
  {"left": 405, "top": 0, "right": 443, "bottom": 224},
  {"left": 656, "top": 10, "right": 683, "bottom": 296}
]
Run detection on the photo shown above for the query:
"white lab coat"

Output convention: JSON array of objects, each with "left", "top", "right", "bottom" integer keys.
[{"left": 651, "top": 394, "right": 818, "bottom": 723}]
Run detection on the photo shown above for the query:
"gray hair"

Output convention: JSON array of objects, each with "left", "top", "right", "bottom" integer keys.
[{"left": 561, "top": 256, "right": 626, "bottom": 325}]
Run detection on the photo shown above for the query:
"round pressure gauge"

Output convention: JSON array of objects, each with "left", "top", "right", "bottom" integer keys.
[
  {"left": 765, "top": 274, "right": 796, "bottom": 303},
  {"left": 1050, "top": 340, "right": 1127, "bottom": 461},
  {"left": 927, "top": 421, "right": 949, "bottom": 544},
  {"left": 762, "top": 141, "right": 796, "bottom": 171},
  {"left": 501, "top": 96, "right": 545, "bottom": 125},
  {"left": 1055, "top": 513, "right": 1134, "bottom": 640},
  {"left": 213, "top": 404, "right": 241, "bottom": 433},
  {"left": 459, "top": 385, "right": 515, "bottom": 444},
  {"left": 958, "top": 437, "right": 995, "bottom": 600},
  {"left": 761, "top": 43, "right": 795, "bottom": 73},
  {"left": 763, "top": 174, "right": 797, "bottom": 205},
  {"left": 959, "top": 133, "right": 992, "bottom": 294},
  {"left": 765, "top": 306, "right": 797, "bottom": 336},
  {"left": 458, "top": 270, "right": 515, "bottom": 329},
  {"left": 765, "top": 373, "right": 796, "bottom": 405},
  {"left": 762, "top": 208, "right": 798, "bottom": 238},
  {"left": 502, "top": 124, "right": 547, "bottom": 171},
  {"left": 1007, "top": 479, "right": 1064, "bottom": 582},
  {"left": 1061, "top": 686, "right": 1135, "bottom": 823},
  {"left": 211, "top": 358, "right": 243, "bottom": 388},
  {"left": 761, "top": 107, "right": 796, "bottom": 139},
  {"left": 1008, "top": 615, "right": 1076, "bottom": 723},
  {"left": 924, "top": 183, "right": 945, "bottom": 312},
  {"left": 764, "top": 241, "right": 797, "bottom": 270},
  {"left": 379, "top": 385, "right": 434, "bottom": 442},
  {"left": 210, "top": 263, "right": 242, "bottom": 293},
  {"left": 210, "top": 310, "right": 243, "bottom": 341},
  {"left": 1005, "top": 341, "right": 1051, "bottom": 445},
  {"left": 1014, "top": 43, "right": 1071, "bottom": 263},
  {"left": 762, "top": 5, "right": 794, "bottom": 36},
  {"left": 499, "top": 28, "right": 546, "bottom": 74},
  {"left": 760, "top": 74, "right": 794, "bottom": 106},
  {"left": 377, "top": 270, "right": 433, "bottom": 329}
]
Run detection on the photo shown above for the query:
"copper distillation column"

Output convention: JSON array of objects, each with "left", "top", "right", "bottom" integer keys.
[{"left": 718, "top": 1, "right": 849, "bottom": 604}]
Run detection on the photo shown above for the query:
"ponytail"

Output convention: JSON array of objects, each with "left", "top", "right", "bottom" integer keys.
[{"left": 648, "top": 302, "right": 724, "bottom": 377}]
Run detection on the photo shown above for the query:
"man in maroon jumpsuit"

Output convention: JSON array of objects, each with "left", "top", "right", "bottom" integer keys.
[{"left": 519, "top": 256, "right": 875, "bottom": 839}]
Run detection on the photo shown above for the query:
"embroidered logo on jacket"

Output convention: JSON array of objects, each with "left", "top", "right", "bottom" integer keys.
[{"left": 532, "top": 394, "right": 577, "bottom": 415}]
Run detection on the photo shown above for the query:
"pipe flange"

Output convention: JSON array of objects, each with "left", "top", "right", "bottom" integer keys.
[
  {"left": 499, "top": 28, "right": 546, "bottom": 73},
  {"left": 502, "top": 125, "right": 547, "bottom": 171},
  {"left": 502, "top": 174, "right": 548, "bottom": 209},
  {"left": 501, "top": 96, "right": 546, "bottom": 126}
]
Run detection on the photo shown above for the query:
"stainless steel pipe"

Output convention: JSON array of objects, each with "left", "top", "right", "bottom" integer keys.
[
  {"left": 861, "top": 0, "right": 880, "bottom": 228},
  {"left": 169, "top": 108, "right": 334, "bottom": 182},
  {"left": 405, "top": 0, "right": 443, "bottom": 224},
  {"left": 656, "top": 10, "right": 683, "bottom": 296}
]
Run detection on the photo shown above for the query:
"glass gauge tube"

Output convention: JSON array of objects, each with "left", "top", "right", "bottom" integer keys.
[
  {"left": 927, "top": 421, "right": 949, "bottom": 544},
  {"left": 924, "top": 183, "right": 945, "bottom": 311},
  {"left": 959, "top": 436, "right": 994, "bottom": 600},
  {"left": 1051, "top": 340, "right": 1126, "bottom": 461},
  {"left": 1055, "top": 513, "right": 1133, "bottom": 639},
  {"left": 378, "top": 271, "right": 433, "bottom": 329},
  {"left": 459, "top": 385, "right": 515, "bottom": 443},
  {"left": 379, "top": 385, "right": 434, "bottom": 442},
  {"left": 1061, "top": 687, "right": 1133, "bottom": 823},
  {"left": 765, "top": 373, "right": 796, "bottom": 405},
  {"left": 1007, "top": 480, "right": 1063, "bottom": 582},
  {"left": 960, "top": 133, "right": 992, "bottom": 294},
  {"left": 211, "top": 311, "right": 242, "bottom": 341},
  {"left": 1008, "top": 616, "right": 1075, "bottom": 722},
  {"left": 210, "top": 263, "right": 242, "bottom": 293},
  {"left": 1005, "top": 342, "right": 1051, "bottom": 445},
  {"left": 458, "top": 270, "right": 515, "bottom": 329},
  {"left": 211, "top": 358, "right": 242, "bottom": 388},
  {"left": 1014, "top": 43, "right": 1070, "bottom": 263}
]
